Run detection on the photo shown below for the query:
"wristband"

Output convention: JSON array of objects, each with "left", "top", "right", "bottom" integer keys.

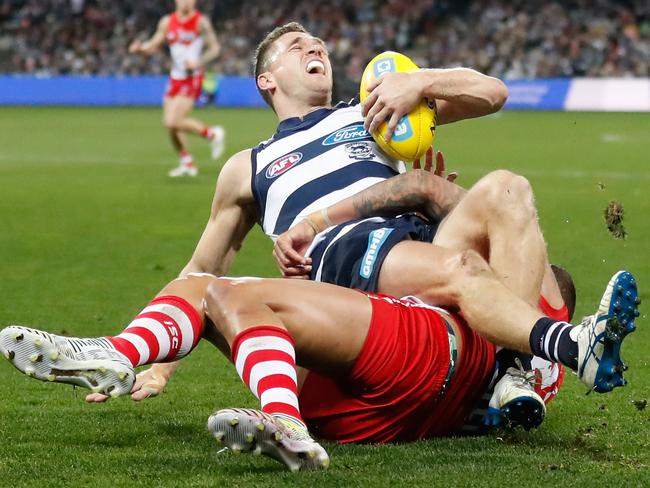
[
  {"left": 304, "top": 216, "right": 321, "bottom": 234},
  {"left": 321, "top": 207, "right": 334, "bottom": 228}
]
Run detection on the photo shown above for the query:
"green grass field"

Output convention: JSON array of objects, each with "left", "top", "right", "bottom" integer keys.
[{"left": 0, "top": 107, "right": 649, "bottom": 486}]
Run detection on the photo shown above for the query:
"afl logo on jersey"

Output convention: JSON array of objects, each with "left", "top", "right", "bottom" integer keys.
[
  {"left": 322, "top": 124, "right": 369, "bottom": 146},
  {"left": 266, "top": 152, "right": 302, "bottom": 179}
]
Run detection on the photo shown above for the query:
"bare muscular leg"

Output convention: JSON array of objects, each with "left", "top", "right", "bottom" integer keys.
[
  {"left": 163, "top": 95, "right": 209, "bottom": 151},
  {"left": 203, "top": 277, "right": 373, "bottom": 375},
  {"left": 163, "top": 97, "right": 188, "bottom": 154},
  {"left": 433, "top": 170, "right": 547, "bottom": 306},
  {"left": 379, "top": 170, "right": 562, "bottom": 308},
  {"left": 380, "top": 241, "right": 541, "bottom": 351}
]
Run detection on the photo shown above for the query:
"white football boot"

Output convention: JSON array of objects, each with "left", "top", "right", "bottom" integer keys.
[
  {"left": 485, "top": 359, "right": 546, "bottom": 430},
  {"left": 576, "top": 270, "right": 639, "bottom": 393},
  {"left": 209, "top": 125, "right": 225, "bottom": 160},
  {"left": 0, "top": 325, "right": 135, "bottom": 397},
  {"left": 168, "top": 163, "right": 198, "bottom": 178},
  {"left": 207, "top": 408, "right": 330, "bottom": 471}
]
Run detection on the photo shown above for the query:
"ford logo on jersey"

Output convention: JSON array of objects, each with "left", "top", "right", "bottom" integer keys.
[
  {"left": 322, "top": 124, "right": 370, "bottom": 146},
  {"left": 265, "top": 152, "right": 302, "bottom": 179}
]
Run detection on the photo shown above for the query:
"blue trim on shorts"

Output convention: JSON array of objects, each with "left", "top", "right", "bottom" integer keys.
[
  {"left": 359, "top": 228, "right": 394, "bottom": 279},
  {"left": 310, "top": 214, "right": 439, "bottom": 292}
]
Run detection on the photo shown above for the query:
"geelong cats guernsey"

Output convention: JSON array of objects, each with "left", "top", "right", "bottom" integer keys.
[{"left": 251, "top": 99, "right": 406, "bottom": 239}]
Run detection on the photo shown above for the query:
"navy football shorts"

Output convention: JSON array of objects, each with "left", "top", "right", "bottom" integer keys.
[{"left": 308, "top": 214, "right": 438, "bottom": 292}]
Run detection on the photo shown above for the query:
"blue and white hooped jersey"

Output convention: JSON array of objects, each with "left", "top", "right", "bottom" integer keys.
[{"left": 251, "top": 99, "right": 406, "bottom": 239}]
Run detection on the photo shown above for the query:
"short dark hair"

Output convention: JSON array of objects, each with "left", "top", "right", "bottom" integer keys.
[
  {"left": 253, "top": 22, "right": 308, "bottom": 108},
  {"left": 551, "top": 264, "right": 576, "bottom": 321}
]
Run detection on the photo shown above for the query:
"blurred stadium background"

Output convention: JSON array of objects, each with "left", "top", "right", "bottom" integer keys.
[{"left": 0, "top": 1, "right": 649, "bottom": 486}]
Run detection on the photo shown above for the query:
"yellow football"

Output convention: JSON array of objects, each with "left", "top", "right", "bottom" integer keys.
[{"left": 360, "top": 51, "right": 436, "bottom": 161}]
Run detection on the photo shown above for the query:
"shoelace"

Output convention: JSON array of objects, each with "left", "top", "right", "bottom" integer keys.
[
  {"left": 505, "top": 357, "right": 540, "bottom": 389},
  {"left": 580, "top": 315, "right": 595, "bottom": 327}
]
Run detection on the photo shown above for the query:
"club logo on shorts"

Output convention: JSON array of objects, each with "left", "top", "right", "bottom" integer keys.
[
  {"left": 265, "top": 152, "right": 302, "bottom": 179},
  {"left": 360, "top": 228, "right": 394, "bottom": 279},
  {"left": 322, "top": 124, "right": 370, "bottom": 146}
]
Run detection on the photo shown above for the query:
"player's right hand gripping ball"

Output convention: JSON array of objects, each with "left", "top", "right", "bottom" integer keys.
[{"left": 360, "top": 51, "right": 436, "bottom": 162}]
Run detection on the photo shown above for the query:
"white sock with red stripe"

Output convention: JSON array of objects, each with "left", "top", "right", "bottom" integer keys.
[
  {"left": 179, "top": 150, "right": 194, "bottom": 167},
  {"left": 201, "top": 127, "right": 214, "bottom": 140},
  {"left": 231, "top": 325, "right": 305, "bottom": 427},
  {"left": 106, "top": 295, "right": 203, "bottom": 367}
]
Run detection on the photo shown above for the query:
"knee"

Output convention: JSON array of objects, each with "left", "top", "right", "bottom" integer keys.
[
  {"left": 204, "top": 279, "right": 257, "bottom": 335},
  {"left": 479, "top": 170, "right": 536, "bottom": 219},
  {"left": 163, "top": 115, "right": 179, "bottom": 131},
  {"left": 182, "top": 272, "right": 219, "bottom": 292},
  {"left": 482, "top": 170, "right": 533, "bottom": 201},
  {"left": 205, "top": 279, "right": 235, "bottom": 317}
]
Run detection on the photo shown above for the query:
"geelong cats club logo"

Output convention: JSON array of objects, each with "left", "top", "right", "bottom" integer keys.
[{"left": 265, "top": 152, "right": 302, "bottom": 178}]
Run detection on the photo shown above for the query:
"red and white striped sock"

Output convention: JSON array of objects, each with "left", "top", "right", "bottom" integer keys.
[
  {"left": 106, "top": 295, "right": 203, "bottom": 367},
  {"left": 231, "top": 325, "right": 304, "bottom": 425}
]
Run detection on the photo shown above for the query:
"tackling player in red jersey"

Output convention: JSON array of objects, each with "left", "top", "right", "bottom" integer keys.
[
  {"left": 129, "top": 0, "right": 225, "bottom": 177},
  {"left": 1, "top": 265, "right": 638, "bottom": 471}
]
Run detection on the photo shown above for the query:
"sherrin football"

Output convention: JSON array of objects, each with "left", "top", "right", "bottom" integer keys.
[{"left": 360, "top": 51, "right": 436, "bottom": 161}]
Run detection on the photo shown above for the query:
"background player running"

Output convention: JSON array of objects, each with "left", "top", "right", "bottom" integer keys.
[{"left": 129, "top": 0, "right": 225, "bottom": 177}]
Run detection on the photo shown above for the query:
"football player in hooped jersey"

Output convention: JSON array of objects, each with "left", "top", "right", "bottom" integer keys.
[
  {"left": 95, "top": 22, "right": 567, "bottom": 413},
  {"left": 12, "top": 23, "right": 565, "bottom": 423},
  {"left": 129, "top": 0, "right": 225, "bottom": 177}
]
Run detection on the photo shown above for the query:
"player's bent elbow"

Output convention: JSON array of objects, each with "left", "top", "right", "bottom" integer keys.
[
  {"left": 491, "top": 79, "right": 508, "bottom": 111},
  {"left": 481, "top": 78, "right": 508, "bottom": 113}
]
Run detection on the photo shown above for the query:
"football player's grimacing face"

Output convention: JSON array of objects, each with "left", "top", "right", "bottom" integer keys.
[{"left": 267, "top": 32, "right": 333, "bottom": 105}]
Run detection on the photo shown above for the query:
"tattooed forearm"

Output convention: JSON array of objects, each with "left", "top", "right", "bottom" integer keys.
[
  {"left": 420, "top": 170, "right": 467, "bottom": 219},
  {"left": 352, "top": 170, "right": 466, "bottom": 221}
]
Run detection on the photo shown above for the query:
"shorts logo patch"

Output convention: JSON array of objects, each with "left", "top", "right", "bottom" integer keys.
[
  {"left": 360, "top": 228, "right": 393, "bottom": 279},
  {"left": 345, "top": 142, "right": 374, "bottom": 160},
  {"left": 265, "top": 152, "right": 302, "bottom": 179},
  {"left": 322, "top": 124, "right": 370, "bottom": 146}
]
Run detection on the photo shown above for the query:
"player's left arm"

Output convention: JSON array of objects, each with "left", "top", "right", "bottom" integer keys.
[
  {"left": 129, "top": 16, "right": 169, "bottom": 55},
  {"left": 197, "top": 16, "right": 221, "bottom": 68},
  {"left": 363, "top": 68, "right": 508, "bottom": 135}
]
